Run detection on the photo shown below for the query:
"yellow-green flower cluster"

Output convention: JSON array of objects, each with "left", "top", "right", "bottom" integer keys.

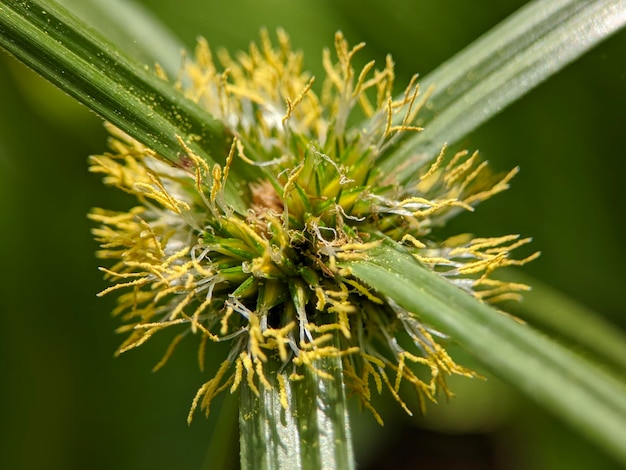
[{"left": 89, "top": 30, "right": 537, "bottom": 424}]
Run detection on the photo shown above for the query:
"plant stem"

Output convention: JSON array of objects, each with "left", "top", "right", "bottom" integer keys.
[{"left": 239, "top": 351, "right": 355, "bottom": 470}]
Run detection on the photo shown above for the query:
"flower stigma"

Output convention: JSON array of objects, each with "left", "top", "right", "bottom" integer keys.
[{"left": 89, "top": 30, "right": 538, "bottom": 425}]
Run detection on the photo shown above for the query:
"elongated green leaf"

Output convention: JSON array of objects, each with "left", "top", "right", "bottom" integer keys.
[
  {"left": 379, "top": 0, "right": 626, "bottom": 181},
  {"left": 343, "top": 239, "right": 626, "bottom": 465},
  {"left": 239, "top": 353, "right": 355, "bottom": 470},
  {"left": 501, "top": 269, "right": 626, "bottom": 371},
  {"left": 57, "top": 0, "right": 184, "bottom": 75},
  {"left": 0, "top": 0, "right": 246, "bottom": 211}
]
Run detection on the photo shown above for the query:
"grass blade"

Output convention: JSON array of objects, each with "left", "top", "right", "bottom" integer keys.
[
  {"left": 501, "top": 269, "right": 626, "bottom": 371},
  {"left": 380, "top": 0, "right": 626, "bottom": 181},
  {"left": 344, "top": 239, "right": 626, "bottom": 465},
  {"left": 0, "top": 0, "right": 246, "bottom": 210},
  {"left": 57, "top": 0, "right": 185, "bottom": 75}
]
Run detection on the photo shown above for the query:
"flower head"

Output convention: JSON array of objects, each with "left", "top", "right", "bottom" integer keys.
[{"left": 89, "top": 30, "right": 538, "bottom": 424}]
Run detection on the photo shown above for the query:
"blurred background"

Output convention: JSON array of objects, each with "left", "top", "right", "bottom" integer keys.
[{"left": 1, "top": 0, "right": 625, "bottom": 468}]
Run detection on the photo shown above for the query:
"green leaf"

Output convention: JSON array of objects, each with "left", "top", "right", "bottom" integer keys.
[
  {"left": 57, "top": 0, "right": 184, "bottom": 75},
  {"left": 343, "top": 239, "right": 626, "bottom": 465},
  {"left": 379, "top": 0, "right": 626, "bottom": 181},
  {"left": 500, "top": 269, "right": 626, "bottom": 371},
  {"left": 0, "top": 0, "right": 247, "bottom": 211},
  {"left": 239, "top": 353, "right": 355, "bottom": 470}
]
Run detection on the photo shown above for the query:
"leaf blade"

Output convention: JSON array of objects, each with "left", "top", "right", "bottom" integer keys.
[
  {"left": 379, "top": 0, "right": 626, "bottom": 180},
  {"left": 343, "top": 239, "right": 626, "bottom": 465},
  {"left": 0, "top": 0, "right": 247, "bottom": 210},
  {"left": 57, "top": 0, "right": 185, "bottom": 75},
  {"left": 501, "top": 268, "right": 626, "bottom": 371}
]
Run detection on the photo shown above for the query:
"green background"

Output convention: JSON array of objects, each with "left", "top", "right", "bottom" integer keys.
[{"left": 1, "top": 1, "right": 624, "bottom": 468}]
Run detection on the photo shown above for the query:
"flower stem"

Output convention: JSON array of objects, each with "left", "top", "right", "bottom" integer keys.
[{"left": 239, "top": 349, "right": 355, "bottom": 470}]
